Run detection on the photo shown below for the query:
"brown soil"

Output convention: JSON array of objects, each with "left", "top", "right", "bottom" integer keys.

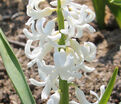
[{"left": 0, "top": 0, "right": 121, "bottom": 104}]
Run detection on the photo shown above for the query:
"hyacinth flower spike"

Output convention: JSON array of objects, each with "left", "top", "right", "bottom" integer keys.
[{"left": 23, "top": 0, "right": 99, "bottom": 103}]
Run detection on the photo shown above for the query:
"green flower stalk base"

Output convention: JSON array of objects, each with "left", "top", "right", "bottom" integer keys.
[{"left": 59, "top": 78, "right": 69, "bottom": 104}]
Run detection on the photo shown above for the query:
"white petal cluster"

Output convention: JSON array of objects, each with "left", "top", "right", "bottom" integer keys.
[
  {"left": 70, "top": 85, "right": 105, "bottom": 104},
  {"left": 23, "top": 0, "right": 100, "bottom": 103},
  {"left": 51, "top": 0, "right": 95, "bottom": 40}
]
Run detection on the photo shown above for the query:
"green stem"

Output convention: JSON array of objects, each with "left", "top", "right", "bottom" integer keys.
[
  {"left": 59, "top": 78, "right": 69, "bottom": 104},
  {"left": 57, "top": 0, "right": 66, "bottom": 45},
  {"left": 57, "top": 0, "right": 69, "bottom": 104}
]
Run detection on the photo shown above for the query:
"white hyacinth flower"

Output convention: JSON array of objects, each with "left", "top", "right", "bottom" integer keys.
[
  {"left": 62, "top": 4, "right": 95, "bottom": 39},
  {"left": 30, "top": 69, "right": 58, "bottom": 99},
  {"left": 27, "top": 0, "right": 56, "bottom": 20},
  {"left": 50, "top": 0, "right": 95, "bottom": 25},
  {"left": 56, "top": 2, "right": 96, "bottom": 41},
  {"left": 61, "top": 21, "right": 95, "bottom": 39},
  {"left": 70, "top": 85, "right": 105, "bottom": 104},
  {"left": 37, "top": 48, "right": 82, "bottom": 81},
  {"left": 61, "top": 21, "right": 83, "bottom": 40},
  {"left": 54, "top": 49, "right": 82, "bottom": 81},
  {"left": 63, "top": 4, "right": 95, "bottom": 25},
  {"left": 81, "top": 42, "right": 96, "bottom": 62},
  {"left": 25, "top": 41, "right": 53, "bottom": 67},
  {"left": 23, "top": 18, "right": 61, "bottom": 42},
  {"left": 70, "top": 39, "right": 96, "bottom": 73}
]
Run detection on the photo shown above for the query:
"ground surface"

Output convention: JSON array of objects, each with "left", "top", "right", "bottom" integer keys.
[{"left": 0, "top": 0, "right": 121, "bottom": 104}]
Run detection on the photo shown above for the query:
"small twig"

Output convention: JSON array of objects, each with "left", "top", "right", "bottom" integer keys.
[
  {"left": 0, "top": 12, "right": 25, "bottom": 21},
  {"left": 11, "top": 12, "right": 25, "bottom": 19},
  {"left": 8, "top": 39, "right": 35, "bottom": 49},
  {"left": 0, "top": 15, "right": 11, "bottom": 21}
]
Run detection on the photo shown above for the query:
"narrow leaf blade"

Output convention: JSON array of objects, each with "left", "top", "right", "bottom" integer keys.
[
  {"left": 0, "top": 29, "right": 36, "bottom": 104},
  {"left": 107, "top": 0, "right": 121, "bottom": 28},
  {"left": 99, "top": 67, "right": 118, "bottom": 104},
  {"left": 110, "top": 0, "right": 121, "bottom": 6},
  {"left": 92, "top": 0, "right": 106, "bottom": 29}
]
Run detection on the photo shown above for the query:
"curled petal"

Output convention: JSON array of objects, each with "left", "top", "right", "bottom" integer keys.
[
  {"left": 34, "top": 0, "right": 45, "bottom": 11},
  {"left": 25, "top": 17, "right": 34, "bottom": 26},
  {"left": 81, "top": 24, "right": 96, "bottom": 33},
  {"left": 50, "top": 0, "right": 73, "bottom": 7},
  {"left": 27, "top": 58, "right": 37, "bottom": 67},
  {"left": 50, "top": 1, "right": 57, "bottom": 6},
  {"left": 27, "top": 5, "right": 55, "bottom": 19},
  {"left": 85, "top": 8, "right": 95, "bottom": 23},
  {"left": 38, "top": 68, "right": 47, "bottom": 81},
  {"left": 44, "top": 20, "right": 55, "bottom": 35},
  {"left": 61, "top": 29, "right": 68, "bottom": 35},
  {"left": 61, "top": 21, "right": 75, "bottom": 38},
  {"left": 90, "top": 90, "right": 99, "bottom": 100},
  {"left": 36, "top": 18, "right": 46, "bottom": 33},
  {"left": 100, "top": 85, "right": 105, "bottom": 99},
  {"left": 38, "top": 43, "right": 53, "bottom": 60},
  {"left": 70, "top": 39, "right": 84, "bottom": 62},
  {"left": 80, "top": 5, "right": 95, "bottom": 24},
  {"left": 69, "top": 101, "right": 79, "bottom": 104},
  {"left": 47, "top": 91, "right": 60, "bottom": 104},
  {"left": 23, "top": 28, "right": 41, "bottom": 40},
  {"left": 47, "top": 33, "right": 61, "bottom": 41},
  {"left": 41, "top": 79, "right": 51, "bottom": 99},
  {"left": 25, "top": 40, "right": 42, "bottom": 59},
  {"left": 70, "top": 2, "right": 82, "bottom": 9},
  {"left": 80, "top": 64, "right": 95, "bottom": 72},
  {"left": 75, "top": 27, "right": 83, "bottom": 38},
  {"left": 75, "top": 88, "right": 91, "bottom": 104},
  {"left": 37, "top": 60, "right": 55, "bottom": 74},
  {"left": 41, "top": 73, "right": 58, "bottom": 99},
  {"left": 75, "top": 85, "right": 105, "bottom": 104},
  {"left": 29, "top": 78, "right": 45, "bottom": 86},
  {"left": 81, "top": 42, "right": 96, "bottom": 62},
  {"left": 25, "top": 41, "right": 52, "bottom": 60}
]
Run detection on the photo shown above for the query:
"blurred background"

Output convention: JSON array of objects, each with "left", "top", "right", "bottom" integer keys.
[{"left": 0, "top": 0, "right": 121, "bottom": 104}]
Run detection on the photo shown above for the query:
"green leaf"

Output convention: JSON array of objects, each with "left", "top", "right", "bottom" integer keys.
[
  {"left": 0, "top": 28, "right": 36, "bottom": 104},
  {"left": 99, "top": 67, "right": 118, "bottom": 104},
  {"left": 107, "top": 0, "right": 121, "bottom": 28},
  {"left": 92, "top": 0, "right": 106, "bottom": 29},
  {"left": 110, "top": 0, "right": 121, "bottom": 6}
]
